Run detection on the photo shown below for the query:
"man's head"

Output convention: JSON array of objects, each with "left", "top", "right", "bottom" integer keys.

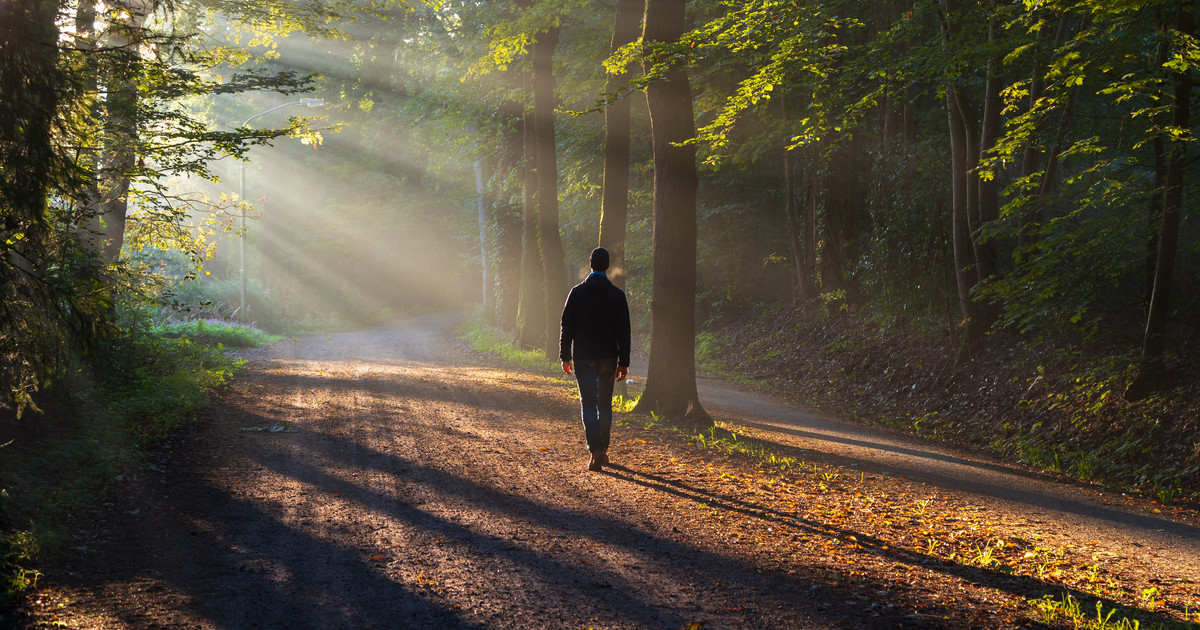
[{"left": 589, "top": 247, "right": 610, "bottom": 272}]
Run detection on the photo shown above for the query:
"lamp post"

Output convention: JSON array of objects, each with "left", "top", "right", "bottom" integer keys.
[{"left": 238, "top": 97, "right": 325, "bottom": 323}]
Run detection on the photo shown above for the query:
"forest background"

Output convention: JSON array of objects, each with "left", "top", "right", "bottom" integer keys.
[{"left": 1, "top": 0, "right": 1198, "bottom": 604}]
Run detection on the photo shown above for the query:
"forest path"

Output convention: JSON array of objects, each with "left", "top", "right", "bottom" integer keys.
[
  {"left": 686, "top": 374, "right": 1200, "bottom": 580},
  {"left": 28, "top": 313, "right": 1200, "bottom": 629}
]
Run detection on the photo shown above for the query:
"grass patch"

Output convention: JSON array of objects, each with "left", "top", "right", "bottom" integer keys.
[
  {"left": 153, "top": 318, "right": 283, "bottom": 348},
  {"left": 458, "top": 317, "right": 561, "bottom": 376},
  {"left": 1027, "top": 592, "right": 1196, "bottom": 629},
  {"left": 0, "top": 317, "right": 275, "bottom": 605}
]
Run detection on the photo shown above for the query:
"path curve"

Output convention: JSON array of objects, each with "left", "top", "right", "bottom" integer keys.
[
  {"left": 28, "top": 313, "right": 1200, "bottom": 629},
  {"left": 681, "top": 370, "right": 1200, "bottom": 578}
]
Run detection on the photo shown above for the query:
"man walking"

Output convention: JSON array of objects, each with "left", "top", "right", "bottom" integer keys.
[{"left": 560, "top": 247, "right": 631, "bottom": 471}]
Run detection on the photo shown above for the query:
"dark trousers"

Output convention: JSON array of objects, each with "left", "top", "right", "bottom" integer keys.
[{"left": 573, "top": 357, "right": 617, "bottom": 453}]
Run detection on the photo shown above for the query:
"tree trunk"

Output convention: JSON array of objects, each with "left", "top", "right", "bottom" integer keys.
[
  {"left": 474, "top": 153, "right": 491, "bottom": 320},
  {"left": 804, "top": 167, "right": 819, "bottom": 295},
  {"left": 821, "top": 143, "right": 851, "bottom": 294},
  {"left": 532, "top": 25, "right": 568, "bottom": 359},
  {"left": 978, "top": 18, "right": 1003, "bottom": 231},
  {"left": 74, "top": 0, "right": 102, "bottom": 240},
  {"left": 633, "top": 0, "right": 707, "bottom": 421},
  {"left": 1129, "top": 1, "right": 1193, "bottom": 399},
  {"left": 947, "top": 90, "right": 984, "bottom": 343},
  {"left": 1017, "top": 13, "right": 1070, "bottom": 252},
  {"left": 598, "top": 0, "right": 643, "bottom": 289},
  {"left": 493, "top": 99, "right": 526, "bottom": 334},
  {"left": 950, "top": 86, "right": 995, "bottom": 284},
  {"left": 782, "top": 96, "right": 815, "bottom": 301},
  {"left": 95, "top": 0, "right": 153, "bottom": 263},
  {"left": 1146, "top": 134, "right": 1165, "bottom": 311},
  {"left": 1144, "top": 11, "right": 1170, "bottom": 311},
  {"left": 0, "top": 0, "right": 59, "bottom": 256},
  {"left": 516, "top": 73, "right": 547, "bottom": 350}
]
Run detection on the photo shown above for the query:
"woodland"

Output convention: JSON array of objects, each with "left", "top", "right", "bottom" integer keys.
[{"left": 1, "top": 0, "right": 1198, "bottom": 611}]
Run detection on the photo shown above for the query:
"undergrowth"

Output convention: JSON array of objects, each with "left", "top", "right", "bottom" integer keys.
[
  {"left": 153, "top": 319, "right": 283, "bottom": 348},
  {"left": 0, "top": 316, "right": 269, "bottom": 607},
  {"left": 707, "top": 303, "right": 1200, "bottom": 505},
  {"left": 458, "top": 317, "right": 561, "bottom": 376}
]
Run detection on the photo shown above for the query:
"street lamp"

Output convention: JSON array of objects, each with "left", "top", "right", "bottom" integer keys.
[{"left": 238, "top": 97, "right": 325, "bottom": 323}]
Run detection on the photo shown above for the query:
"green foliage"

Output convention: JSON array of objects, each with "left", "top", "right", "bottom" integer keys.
[
  {"left": 95, "top": 327, "right": 246, "bottom": 443},
  {"left": 153, "top": 319, "right": 282, "bottom": 348},
  {"left": 0, "top": 306, "right": 270, "bottom": 601},
  {"left": 459, "top": 315, "right": 560, "bottom": 376},
  {"left": 1024, "top": 592, "right": 1190, "bottom": 630}
]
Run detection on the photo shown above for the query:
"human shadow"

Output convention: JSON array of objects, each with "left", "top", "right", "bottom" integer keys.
[{"left": 203, "top": 425, "right": 1060, "bottom": 629}]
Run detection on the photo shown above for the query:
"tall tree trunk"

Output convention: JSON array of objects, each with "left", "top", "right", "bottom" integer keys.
[
  {"left": 75, "top": 0, "right": 102, "bottom": 240},
  {"left": 1146, "top": 135, "right": 1165, "bottom": 311},
  {"left": 978, "top": 18, "right": 1003, "bottom": 232},
  {"left": 940, "top": 0, "right": 987, "bottom": 343},
  {"left": 1017, "top": 12, "right": 1069, "bottom": 252},
  {"left": 493, "top": 98, "right": 526, "bottom": 334},
  {"left": 0, "top": 0, "right": 59, "bottom": 257},
  {"left": 947, "top": 90, "right": 984, "bottom": 343},
  {"left": 781, "top": 96, "right": 815, "bottom": 301},
  {"left": 1129, "top": 1, "right": 1193, "bottom": 399},
  {"left": 950, "top": 86, "right": 995, "bottom": 283},
  {"left": 474, "top": 152, "right": 491, "bottom": 320},
  {"left": 633, "top": 0, "right": 706, "bottom": 421},
  {"left": 598, "top": 0, "right": 643, "bottom": 289},
  {"left": 804, "top": 167, "right": 819, "bottom": 294},
  {"left": 516, "top": 74, "right": 547, "bottom": 350},
  {"left": 95, "top": 0, "right": 153, "bottom": 263},
  {"left": 821, "top": 143, "right": 851, "bottom": 294},
  {"left": 1144, "top": 11, "right": 1171, "bottom": 311},
  {"left": 532, "top": 25, "right": 567, "bottom": 359}
]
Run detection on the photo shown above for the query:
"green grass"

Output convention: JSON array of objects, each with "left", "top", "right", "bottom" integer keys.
[
  {"left": 1, "top": 316, "right": 275, "bottom": 604},
  {"left": 1027, "top": 593, "right": 1197, "bottom": 630},
  {"left": 153, "top": 318, "right": 284, "bottom": 348},
  {"left": 458, "top": 318, "right": 562, "bottom": 376}
]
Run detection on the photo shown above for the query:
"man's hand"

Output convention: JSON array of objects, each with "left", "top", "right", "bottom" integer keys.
[
  {"left": 616, "top": 365, "right": 628, "bottom": 381},
  {"left": 562, "top": 360, "right": 573, "bottom": 375}
]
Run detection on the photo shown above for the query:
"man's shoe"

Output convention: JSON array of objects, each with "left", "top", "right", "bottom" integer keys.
[
  {"left": 597, "top": 450, "right": 609, "bottom": 466},
  {"left": 588, "top": 452, "right": 603, "bottom": 471}
]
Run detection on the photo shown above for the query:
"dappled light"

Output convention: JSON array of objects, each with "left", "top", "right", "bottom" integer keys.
[{"left": 3, "top": 0, "right": 1199, "bottom": 628}]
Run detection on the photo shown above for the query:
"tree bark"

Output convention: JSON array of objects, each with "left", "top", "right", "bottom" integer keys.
[
  {"left": 1017, "top": 12, "right": 1070, "bottom": 252},
  {"left": 493, "top": 97, "right": 526, "bottom": 334},
  {"left": 821, "top": 143, "right": 852, "bottom": 295},
  {"left": 75, "top": 0, "right": 102, "bottom": 240},
  {"left": 947, "top": 90, "right": 983, "bottom": 343},
  {"left": 531, "top": 27, "right": 567, "bottom": 359},
  {"left": 633, "top": 0, "right": 706, "bottom": 421},
  {"left": 516, "top": 73, "right": 547, "bottom": 350},
  {"left": 0, "top": 0, "right": 59, "bottom": 256},
  {"left": 1144, "top": 11, "right": 1170, "bottom": 311},
  {"left": 781, "top": 96, "right": 815, "bottom": 301},
  {"left": 95, "top": 0, "right": 153, "bottom": 263},
  {"left": 598, "top": 0, "right": 643, "bottom": 289},
  {"left": 1129, "top": 0, "right": 1193, "bottom": 399}
]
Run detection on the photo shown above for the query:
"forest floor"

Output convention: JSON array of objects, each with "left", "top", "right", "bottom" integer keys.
[{"left": 16, "top": 312, "right": 1200, "bottom": 629}]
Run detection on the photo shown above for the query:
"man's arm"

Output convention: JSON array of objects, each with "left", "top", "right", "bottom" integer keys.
[
  {"left": 559, "top": 287, "right": 576, "bottom": 363},
  {"left": 617, "top": 291, "right": 631, "bottom": 369}
]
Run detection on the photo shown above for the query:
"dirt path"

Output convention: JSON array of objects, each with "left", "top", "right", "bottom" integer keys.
[
  {"left": 26, "top": 314, "right": 1200, "bottom": 629},
  {"left": 690, "top": 376, "right": 1200, "bottom": 580}
]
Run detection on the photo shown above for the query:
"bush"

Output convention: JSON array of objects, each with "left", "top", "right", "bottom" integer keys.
[
  {"left": 153, "top": 318, "right": 282, "bottom": 348},
  {"left": 0, "top": 313, "right": 271, "bottom": 604}
]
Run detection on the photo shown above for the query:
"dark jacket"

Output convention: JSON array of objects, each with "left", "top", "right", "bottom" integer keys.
[{"left": 559, "top": 272, "right": 631, "bottom": 367}]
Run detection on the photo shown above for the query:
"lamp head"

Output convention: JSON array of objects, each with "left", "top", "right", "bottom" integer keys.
[{"left": 300, "top": 98, "right": 325, "bottom": 108}]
